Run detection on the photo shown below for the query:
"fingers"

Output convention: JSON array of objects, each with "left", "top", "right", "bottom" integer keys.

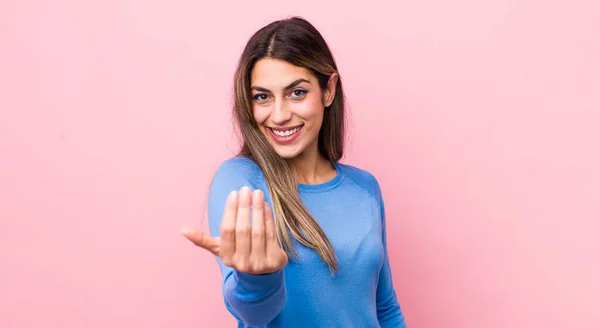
[
  {"left": 233, "top": 186, "right": 252, "bottom": 270},
  {"left": 181, "top": 227, "right": 220, "bottom": 256},
  {"left": 212, "top": 187, "right": 285, "bottom": 274},
  {"left": 250, "top": 190, "right": 266, "bottom": 261},
  {"left": 265, "top": 203, "right": 288, "bottom": 270},
  {"left": 219, "top": 190, "right": 239, "bottom": 262},
  {"left": 264, "top": 202, "right": 288, "bottom": 266},
  {"left": 264, "top": 201, "right": 278, "bottom": 249}
]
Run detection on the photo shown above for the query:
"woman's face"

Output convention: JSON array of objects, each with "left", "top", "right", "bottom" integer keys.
[{"left": 250, "top": 58, "right": 337, "bottom": 160}]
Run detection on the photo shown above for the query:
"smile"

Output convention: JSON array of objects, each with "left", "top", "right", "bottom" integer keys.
[
  {"left": 268, "top": 125, "right": 303, "bottom": 144},
  {"left": 272, "top": 126, "right": 301, "bottom": 136}
]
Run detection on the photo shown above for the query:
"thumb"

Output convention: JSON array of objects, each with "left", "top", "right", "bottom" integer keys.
[{"left": 181, "top": 226, "right": 220, "bottom": 256}]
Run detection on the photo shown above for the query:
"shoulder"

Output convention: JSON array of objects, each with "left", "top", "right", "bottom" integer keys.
[
  {"left": 216, "top": 156, "right": 261, "bottom": 173},
  {"left": 211, "top": 156, "right": 266, "bottom": 189},
  {"left": 336, "top": 162, "right": 382, "bottom": 199}
]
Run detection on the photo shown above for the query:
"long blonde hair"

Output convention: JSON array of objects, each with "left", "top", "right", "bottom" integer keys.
[{"left": 232, "top": 17, "right": 346, "bottom": 273}]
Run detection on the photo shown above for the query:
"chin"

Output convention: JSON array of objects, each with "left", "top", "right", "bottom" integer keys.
[
  {"left": 271, "top": 146, "right": 303, "bottom": 160},
  {"left": 258, "top": 129, "right": 304, "bottom": 159}
]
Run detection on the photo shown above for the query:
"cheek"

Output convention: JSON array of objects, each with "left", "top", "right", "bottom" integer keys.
[
  {"left": 252, "top": 106, "right": 268, "bottom": 126},
  {"left": 296, "top": 97, "right": 325, "bottom": 125}
]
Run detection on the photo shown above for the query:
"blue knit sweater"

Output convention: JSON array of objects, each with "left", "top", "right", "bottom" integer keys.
[{"left": 207, "top": 157, "right": 407, "bottom": 327}]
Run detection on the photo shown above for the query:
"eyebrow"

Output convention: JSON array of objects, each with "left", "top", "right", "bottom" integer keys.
[{"left": 251, "top": 78, "right": 311, "bottom": 93}]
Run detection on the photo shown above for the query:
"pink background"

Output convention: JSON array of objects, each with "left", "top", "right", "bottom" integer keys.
[{"left": 1, "top": 1, "right": 599, "bottom": 327}]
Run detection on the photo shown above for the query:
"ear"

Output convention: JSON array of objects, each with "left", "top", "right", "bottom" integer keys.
[{"left": 323, "top": 73, "right": 339, "bottom": 108}]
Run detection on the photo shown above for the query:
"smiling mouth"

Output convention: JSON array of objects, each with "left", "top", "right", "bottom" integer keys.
[
  {"left": 267, "top": 125, "right": 303, "bottom": 144},
  {"left": 270, "top": 126, "right": 302, "bottom": 137}
]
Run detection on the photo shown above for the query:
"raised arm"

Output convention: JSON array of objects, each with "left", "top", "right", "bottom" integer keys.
[{"left": 184, "top": 160, "right": 287, "bottom": 326}]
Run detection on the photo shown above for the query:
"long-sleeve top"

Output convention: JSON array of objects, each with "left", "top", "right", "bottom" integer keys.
[{"left": 207, "top": 156, "right": 407, "bottom": 328}]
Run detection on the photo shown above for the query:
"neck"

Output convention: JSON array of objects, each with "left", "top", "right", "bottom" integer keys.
[{"left": 289, "top": 148, "right": 336, "bottom": 185}]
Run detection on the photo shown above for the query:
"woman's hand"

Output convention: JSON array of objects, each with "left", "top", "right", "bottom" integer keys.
[{"left": 182, "top": 187, "right": 288, "bottom": 275}]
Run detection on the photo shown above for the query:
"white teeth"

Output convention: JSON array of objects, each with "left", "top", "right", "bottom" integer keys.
[{"left": 273, "top": 127, "right": 300, "bottom": 137}]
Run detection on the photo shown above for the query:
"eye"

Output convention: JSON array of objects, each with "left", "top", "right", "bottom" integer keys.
[
  {"left": 253, "top": 93, "right": 269, "bottom": 103},
  {"left": 290, "top": 89, "right": 308, "bottom": 99}
]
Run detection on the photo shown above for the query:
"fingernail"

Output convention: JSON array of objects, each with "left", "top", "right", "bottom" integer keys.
[
  {"left": 241, "top": 186, "right": 251, "bottom": 194},
  {"left": 230, "top": 190, "right": 238, "bottom": 200}
]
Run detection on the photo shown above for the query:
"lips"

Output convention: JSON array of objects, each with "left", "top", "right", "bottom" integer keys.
[
  {"left": 267, "top": 125, "right": 303, "bottom": 145},
  {"left": 271, "top": 126, "right": 301, "bottom": 137}
]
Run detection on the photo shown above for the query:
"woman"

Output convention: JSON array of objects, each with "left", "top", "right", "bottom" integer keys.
[{"left": 182, "top": 16, "right": 407, "bottom": 328}]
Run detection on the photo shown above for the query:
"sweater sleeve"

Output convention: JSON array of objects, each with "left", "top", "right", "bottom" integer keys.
[
  {"left": 375, "top": 187, "right": 407, "bottom": 327},
  {"left": 207, "top": 158, "right": 286, "bottom": 326}
]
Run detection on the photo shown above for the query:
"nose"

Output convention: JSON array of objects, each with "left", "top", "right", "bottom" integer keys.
[{"left": 271, "top": 98, "right": 292, "bottom": 125}]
